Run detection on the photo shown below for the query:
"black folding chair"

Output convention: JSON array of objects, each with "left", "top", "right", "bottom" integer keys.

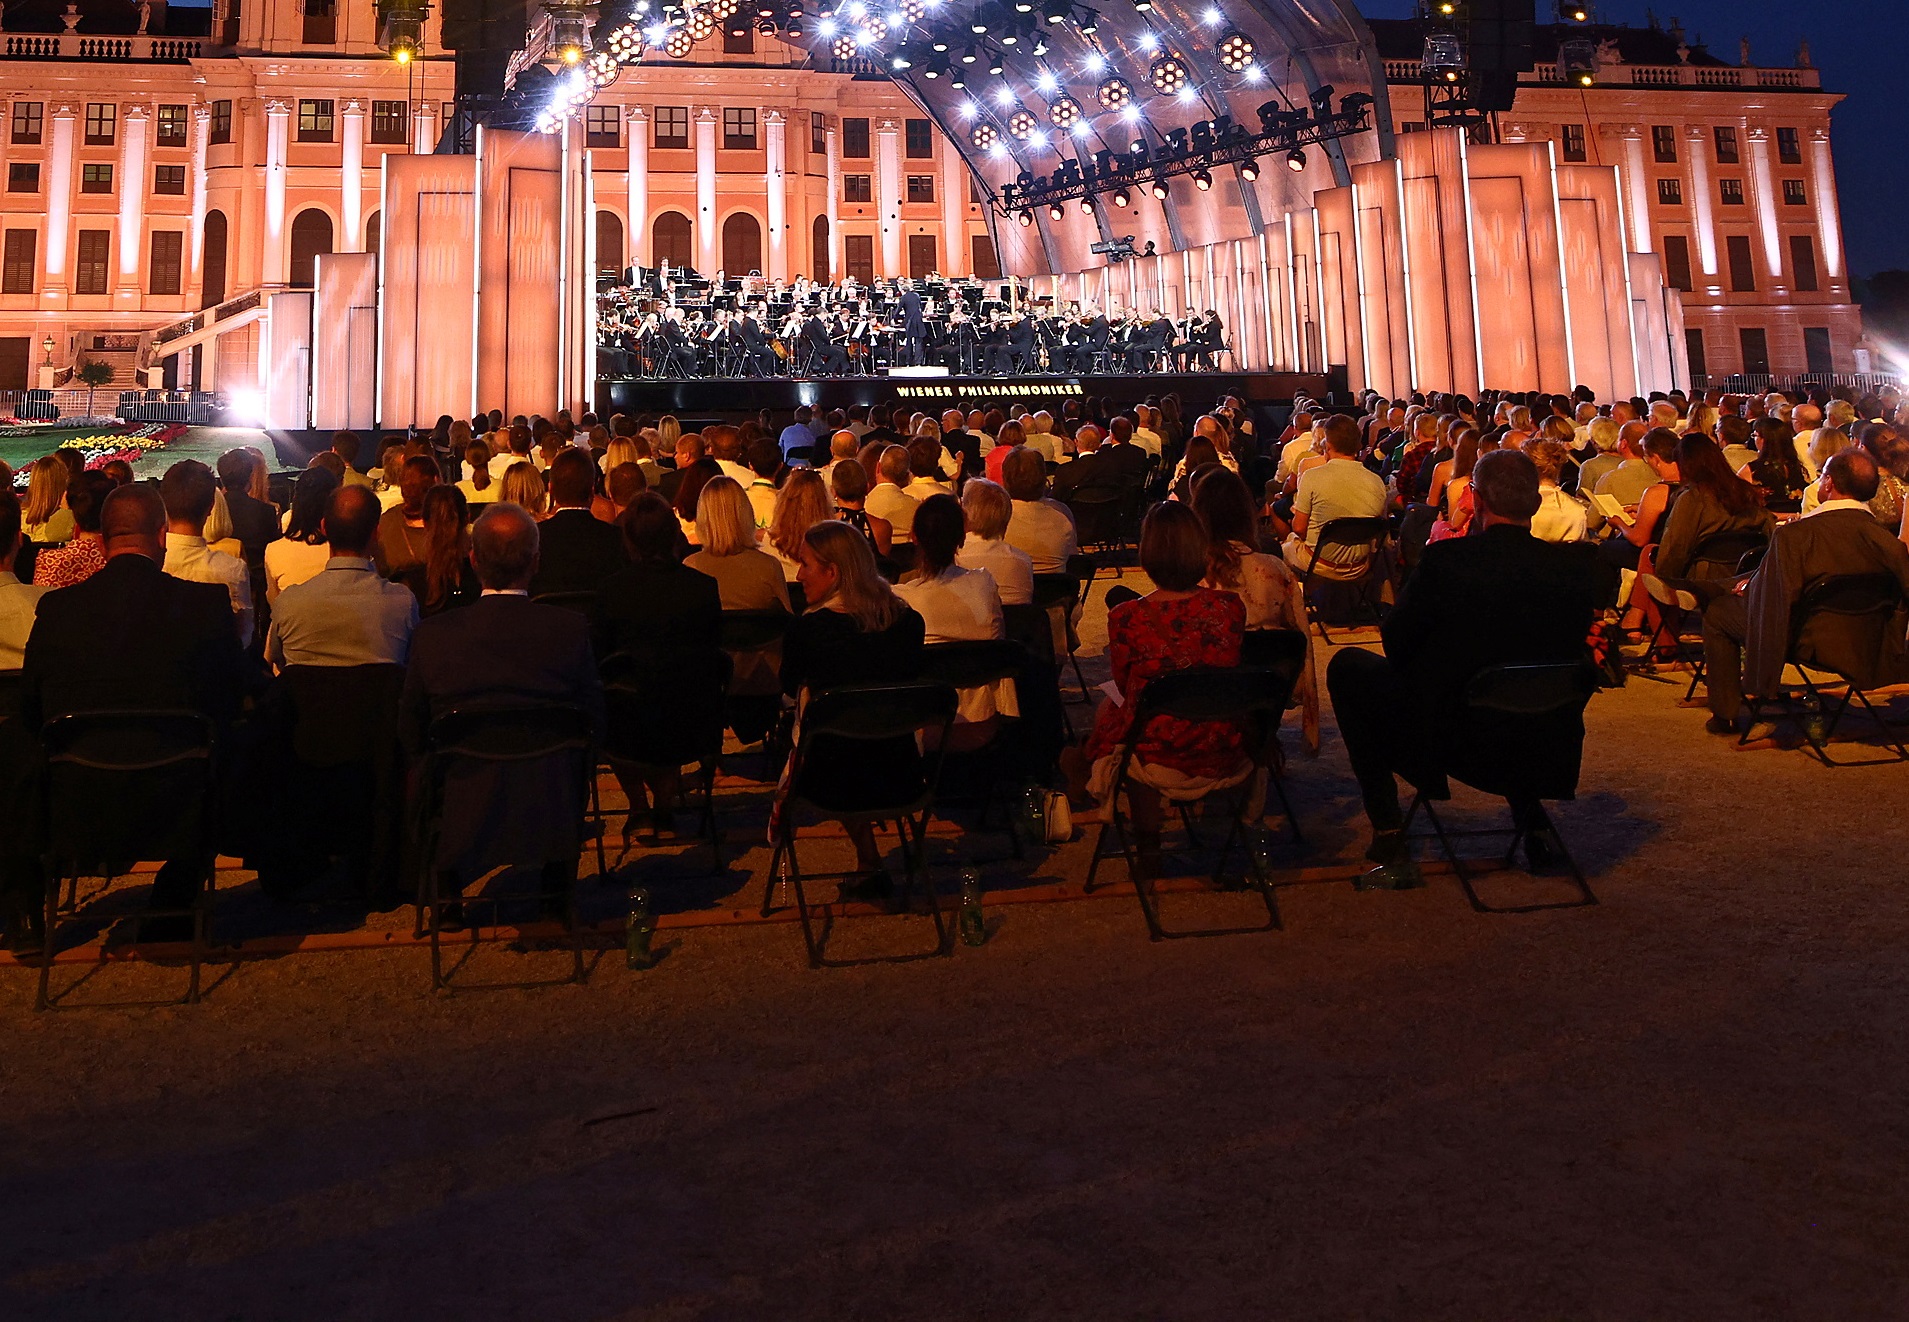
[
  {"left": 761, "top": 681, "right": 958, "bottom": 968},
  {"left": 719, "top": 608, "right": 791, "bottom": 752},
  {"left": 1402, "top": 663, "right": 1600, "bottom": 913},
  {"left": 1032, "top": 551, "right": 1097, "bottom": 701},
  {"left": 1740, "top": 573, "right": 1909, "bottom": 766},
  {"left": 531, "top": 590, "right": 599, "bottom": 617},
  {"left": 414, "top": 703, "right": 596, "bottom": 991},
  {"left": 1297, "top": 515, "right": 1389, "bottom": 640},
  {"left": 600, "top": 650, "right": 731, "bottom": 872},
  {"left": 36, "top": 709, "right": 218, "bottom": 1010},
  {"left": 1083, "top": 663, "right": 1305, "bottom": 941},
  {"left": 916, "top": 639, "right": 1030, "bottom": 858},
  {"left": 1002, "top": 601, "right": 1074, "bottom": 744},
  {"left": 1066, "top": 488, "right": 1141, "bottom": 564}
]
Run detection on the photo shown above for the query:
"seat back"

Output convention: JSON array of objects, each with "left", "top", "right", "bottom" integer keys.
[
  {"left": 1239, "top": 629, "right": 1308, "bottom": 683},
  {"left": 1689, "top": 529, "right": 1769, "bottom": 577},
  {"left": 1460, "top": 663, "right": 1597, "bottom": 717},
  {"left": 719, "top": 609, "right": 792, "bottom": 653},
  {"left": 531, "top": 590, "right": 598, "bottom": 616},
  {"left": 1796, "top": 572, "right": 1904, "bottom": 621},
  {"left": 42, "top": 709, "right": 217, "bottom": 865},
  {"left": 281, "top": 663, "right": 405, "bottom": 767},
  {"left": 800, "top": 682, "right": 958, "bottom": 746},
  {"left": 917, "top": 639, "right": 1025, "bottom": 692},
  {"left": 1000, "top": 604, "right": 1056, "bottom": 663},
  {"left": 0, "top": 668, "right": 21, "bottom": 725},
  {"left": 427, "top": 703, "right": 594, "bottom": 763},
  {"left": 1133, "top": 665, "right": 1297, "bottom": 726},
  {"left": 1313, "top": 516, "right": 1389, "bottom": 559},
  {"left": 1066, "top": 490, "right": 1137, "bottom": 549}
]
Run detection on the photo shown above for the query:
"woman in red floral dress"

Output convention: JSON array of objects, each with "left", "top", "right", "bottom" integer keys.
[
  {"left": 31, "top": 472, "right": 111, "bottom": 589},
  {"left": 1063, "top": 502, "right": 1247, "bottom": 866}
]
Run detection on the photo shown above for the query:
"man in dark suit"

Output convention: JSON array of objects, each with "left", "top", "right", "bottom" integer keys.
[
  {"left": 1007, "top": 313, "right": 1038, "bottom": 373},
  {"left": 899, "top": 281, "right": 925, "bottom": 366},
  {"left": 215, "top": 448, "right": 281, "bottom": 570},
  {"left": 1327, "top": 450, "right": 1604, "bottom": 887},
  {"left": 21, "top": 484, "right": 246, "bottom": 941},
  {"left": 1701, "top": 447, "right": 1909, "bottom": 736},
  {"left": 529, "top": 449, "right": 627, "bottom": 600},
  {"left": 1052, "top": 425, "right": 1129, "bottom": 502},
  {"left": 401, "top": 504, "right": 606, "bottom": 915},
  {"left": 1095, "top": 416, "right": 1153, "bottom": 488}
]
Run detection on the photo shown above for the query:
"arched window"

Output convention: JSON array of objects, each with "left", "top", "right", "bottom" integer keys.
[
  {"left": 365, "top": 210, "right": 382, "bottom": 261},
  {"left": 288, "top": 208, "right": 333, "bottom": 288},
  {"left": 720, "top": 211, "right": 761, "bottom": 277},
  {"left": 596, "top": 210, "right": 625, "bottom": 278},
  {"left": 811, "top": 214, "right": 830, "bottom": 283},
  {"left": 652, "top": 211, "right": 693, "bottom": 269},
  {"left": 201, "top": 209, "right": 228, "bottom": 308}
]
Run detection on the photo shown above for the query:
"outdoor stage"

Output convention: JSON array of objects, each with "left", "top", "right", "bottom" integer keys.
[{"left": 594, "top": 370, "right": 1335, "bottom": 419}]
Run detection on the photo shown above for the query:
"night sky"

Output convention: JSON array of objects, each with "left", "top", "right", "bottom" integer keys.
[{"left": 1363, "top": 0, "right": 1909, "bottom": 277}]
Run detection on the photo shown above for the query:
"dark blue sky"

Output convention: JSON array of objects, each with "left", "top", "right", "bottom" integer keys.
[{"left": 1364, "top": 0, "right": 1909, "bottom": 276}]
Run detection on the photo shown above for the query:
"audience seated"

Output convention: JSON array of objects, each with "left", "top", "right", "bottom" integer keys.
[
  {"left": 1001, "top": 447, "right": 1079, "bottom": 573},
  {"left": 866, "top": 445, "right": 921, "bottom": 545},
  {"left": 161, "top": 460, "right": 256, "bottom": 649},
  {"left": 1283, "top": 416, "right": 1387, "bottom": 579},
  {"left": 531, "top": 449, "right": 628, "bottom": 598},
  {"left": 766, "top": 468, "right": 834, "bottom": 583},
  {"left": 0, "top": 491, "right": 45, "bottom": 670},
  {"left": 955, "top": 478, "right": 1034, "bottom": 606},
  {"left": 216, "top": 449, "right": 281, "bottom": 576},
  {"left": 1528, "top": 440, "right": 1592, "bottom": 544},
  {"left": 265, "top": 469, "right": 341, "bottom": 602},
  {"left": 1653, "top": 434, "right": 1775, "bottom": 581},
  {"left": 896, "top": 494, "right": 1015, "bottom": 731},
  {"left": 266, "top": 485, "right": 420, "bottom": 670},
  {"left": 31, "top": 471, "right": 111, "bottom": 590},
  {"left": 829, "top": 460, "right": 893, "bottom": 557},
  {"left": 374, "top": 455, "right": 440, "bottom": 581}
]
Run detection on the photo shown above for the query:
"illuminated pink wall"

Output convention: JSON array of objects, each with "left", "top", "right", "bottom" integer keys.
[{"left": 379, "top": 154, "right": 478, "bottom": 425}]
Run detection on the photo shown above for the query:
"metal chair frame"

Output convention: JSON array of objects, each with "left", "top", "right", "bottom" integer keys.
[
  {"left": 599, "top": 650, "right": 732, "bottom": 875},
  {"left": 1296, "top": 516, "right": 1390, "bottom": 642},
  {"left": 1738, "top": 573, "right": 1909, "bottom": 766},
  {"left": 916, "top": 640, "right": 1032, "bottom": 861}
]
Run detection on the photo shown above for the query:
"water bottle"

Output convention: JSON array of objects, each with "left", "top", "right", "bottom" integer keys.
[
  {"left": 1799, "top": 692, "right": 1827, "bottom": 745},
  {"left": 958, "top": 869, "right": 987, "bottom": 947},
  {"left": 625, "top": 885, "right": 655, "bottom": 970},
  {"left": 1248, "top": 827, "right": 1274, "bottom": 888}
]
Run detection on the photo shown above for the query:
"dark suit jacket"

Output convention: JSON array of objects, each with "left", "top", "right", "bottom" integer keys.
[
  {"left": 595, "top": 561, "right": 724, "bottom": 761},
  {"left": 1382, "top": 523, "right": 1603, "bottom": 798},
  {"left": 530, "top": 508, "right": 628, "bottom": 599},
  {"left": 400, "top": 594, "right": 606, "bottom": 878},
  {"left": 1744, "top": 507, "right": 1909, "bottom": 696},
  {"left": 223, "top": 490, "right": 282, "bottom": 570},
  {"left": 901, "top": 290, "right": 924, "bottom": 334},
  {"left": 1095, "top": 441, "right": 1152, "bottom": 489},
  {"left": 1053, "top": 449, "right": 1134, "bottom": 501}
]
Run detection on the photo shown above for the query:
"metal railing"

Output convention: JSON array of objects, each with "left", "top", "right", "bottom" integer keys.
[
  {"left": 0, "top": 388, "right": 222, "bottom": 425},
  {"left": 1691, "top": 372, "right": 1903, "bottom": 395},
  {"left": 1381, "top": 59, "right": 1820, "bottom": 91},
  {"left": 2, "top": 33, "right": 202, "bottom": 61}
]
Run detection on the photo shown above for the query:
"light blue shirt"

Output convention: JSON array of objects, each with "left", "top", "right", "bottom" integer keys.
[{"left": 266, "top": 556, "right": 420, "bottom": 670}]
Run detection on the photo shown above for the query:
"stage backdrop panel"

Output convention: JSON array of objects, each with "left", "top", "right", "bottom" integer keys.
[
  {"left": 1312, "top": 187, "right": 1362, "bottom": 394},
  {"left": 379, "top": 153, "right": 478, "bottom": 427},
  {"left": 1352, "top": 160, "right": 1411, "bottom": 400},
  {"left": 312, "top": 252, "right": 378, "bottom": 432},
  {"left": 1556, "top": 163, "right": 1641, "bottom": 403},
  {"left": 263, "top": 291, "right": 312, "bottom": 431},
  {"left": 1396, "top": 128, "right": 1482, "bottom": 399},
  {"left": 477, "top": 128, "right": 565, "bottom": 423}
]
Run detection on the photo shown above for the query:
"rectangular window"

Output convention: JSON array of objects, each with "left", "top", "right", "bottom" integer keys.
[
  {"left": 210, "top": 100, "right": 232, "bottom": 145},
  {"left": 721, "top": 25, "right": 754, "bottom": 53},
  {"left": 2, "top": 230, "right": 35, "bottom": 294},
  {"left": 969, "top": 173, "right": 983, "bottom": 204},
  {"left": 904, "top": 118, "right": 933, "bottom": 159},
  {"left": 80, "top": 163, "right": 113, "bottom": 194},
  {"left": 585, "top": 104, "right": 620, "bottom": 148},
  {"left": 1783, "top": 179, "right": 1807, "bottom": 206},
  {"left": 156, "top": 104, "right": 189, "bottom": 147},
  {"left": 654, "top": 106, "right": 688, "bottom": 149},
  {"left": 1560, "top": 124, "right": 1586, "bottom": 162},
  {"left": 1662, "top": 235, "right": 1692, "bottom": 292},
  {"left": 297, "top": 98, "right": 335, "bottom": 142},
  {"left": 6, "top": 163, "right": 39, "bottom": 193},
  {"left": 1684, "top": 327, "right": 1706, "bottom": 382},
  {"left": 1726, "top": 234, "right": 1757, "bottom": 292},
  {"left": 149, "top": 230, "right": 184, "bottom": 296},
  {"left": 722, "top": 107, "right": 756, "bottom": 149},
  {"left": 1651, "top": 125, "right": 1676, "bottom": 163},
  {"left": 153, "top": 164, "right": 187, "bottom": 195},
  {"left": 1791, "top": 234, "right": 1819, "bottom": 292},
  {"left": 370, "top": 100, "right": 409, "bottom": 145},
  {"left": 1803, "top": 327, "right": 1833, "bottom": 375},
  {"left": 1656, "top": 177, "right": 1683, "bottom": 206},
  {"left": 84, "top": 103, "right": 116, "bottom": 146},
  {"left": 75, "top": 230, "right": 110, "bottom": 295},
  {"left": 1738, "top": 326, "right": 1770, "bottom": 375},
  {"left": 1776, "top": 127, "right": 1801, "bottom": 164},
  {"left": 843, "top": 174, "right": 872, "bottom": 203},
  {"left": 1719, "top": 178, "right": 1744, "bottom": 206},
  {"left": 1399, "top": 121, "right": 1426, "bottom": 135},
  {"left": 1713, "top": 126, "right": 1739, "bottom": 164},
  {"left": 905, "top": 175, "right": 934, "bottom": 203},
  {"left": 907, "top": 232, "right": 936, "bottom": 277},
  {"left": 10, "top": 101, "right": 41, "bottom": 145},
  {"left": 844, "top": 233, "right": 874, "bottom": 285},
  {"left": 811, "top": 111, "right": 826, "bottom": 155},
  {"left": 843, "top": 117, "right": 870, "bottom": 159}
]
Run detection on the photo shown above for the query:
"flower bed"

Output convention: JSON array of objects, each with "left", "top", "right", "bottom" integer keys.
[{"left": 7, "top": 421, "right": 187, "bottom": 485}]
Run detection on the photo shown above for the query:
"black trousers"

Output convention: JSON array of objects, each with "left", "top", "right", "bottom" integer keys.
[{"left": 1702, "top": 593, "right": 1750, "bottom": 721}]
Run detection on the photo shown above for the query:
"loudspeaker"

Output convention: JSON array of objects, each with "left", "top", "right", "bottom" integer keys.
[{"left": 1467, "top": 0, "right": 1537, "bottom": 74}]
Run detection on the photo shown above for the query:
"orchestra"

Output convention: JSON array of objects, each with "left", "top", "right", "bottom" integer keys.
[{"left": 596, "top": 267, "right": 1229, "bottom": 380}]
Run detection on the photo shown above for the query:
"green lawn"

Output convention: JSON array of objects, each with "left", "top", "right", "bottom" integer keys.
[{"left": 0, "top": 426, "right": 129, "bottom": 476}]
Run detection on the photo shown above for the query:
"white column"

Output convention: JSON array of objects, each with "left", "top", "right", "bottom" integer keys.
[
  {"left": 114, "top": 103, "right": 151, "bottom": 300},
  {"left": 764, "top": 109, "right": 787, "bottom": 281},
  {"left": 43, "top": 102, "right": 78, "bottom": 303},
  {"left": 625, "top": 104, "right": 647, "bottom": 267},
  {"left": 264, "top": 97, "right": 291, "bottom": 287},
  {"left": 1745, "top": 126, "right": 1783, "bottom": 290},
  {"left": 939, "top": 135, "right": 965, "bottom": 275},
  {"left": 414, "top": 100, "right": 438, "bottom": 154},
  {"left": 1808, "top": 126, "right": 1844, "bottom": 287},
  {"left": 1684, "top": 125, "right": 1718, "bottom": 290},
  {"left": 825, "top": 123, "right": 841, "bottom": 279},
  {"left": 875, "top": 118, "right": 900, "bottom": 277},
  {"left": 694, "top": 105, "right": 717, "bottom": 275},
  {"left": 1606, "top": 124, "right": 1653, "bottom": 253},
  {"left": 340, "top": 99, "right": 366, "bottom": 252},
  {"left": 189, "top": 102, "right": 211, "bottom": 295}
]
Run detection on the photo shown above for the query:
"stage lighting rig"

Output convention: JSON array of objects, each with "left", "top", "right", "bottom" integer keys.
[
  {"left": 1558, "top": 37, "right": 1597, "bottom": 86},
  {"left": 1215, "top": 31, "right": 1254, "bottom": 72},
  {"left": 376, "top": 3, "right": 428, "bottom": 64},
  {"left": 1096, "top": 75, "right": 1133, "bottom": 109},
  {"left": 1089, "top": 235, "right": 1137, "bottom": 262}
]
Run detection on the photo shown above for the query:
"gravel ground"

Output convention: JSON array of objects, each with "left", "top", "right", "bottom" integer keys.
[{"left": 3, "top": 575, "right": 1909, "bottom": 1321}]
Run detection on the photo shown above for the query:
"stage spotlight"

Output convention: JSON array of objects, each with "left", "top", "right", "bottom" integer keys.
[
  {"left": 1079, "top": 194, "right": 1095, "bottom": 213},
  {"left": 1031, "top": 32, "right": 1048, "bottom": 54},
  {"left": 931, "top": 34, "right": 949, "bottom": 50},
  {"left": 921, "top": 60, "right": 940, "bottom": 76},
  {"left": 1216, "top": 31, "right": 1254, "bottom": 72},
  {"left": 1096, "top": 75, "right": 1133, "bottom": 109},
  {"left": 1238, "top": 158, "right": 1259, "bottom": 181},
  {"left": 1110, "top": 185, "right": 1131, "bottom": 206},
  {"left": 993, "top": 85, "right": 1014, "bottom": 105},
  {"left": 1049, "top": 202, "right": 1067, "bottom": 219},
  {"left": 1008, "top": 109, "right": 1038, "bottom": 139},
  {"left": 1019, "top": 208, "right": 1034, "bottom": 225},
  {"left": 1560, "top": 1, "right": 1591, "bottom": 20},
  {"left": 1192, "top": 168, "right": 1212, "bottom": 190},
  {"left": 1035, "top": 70, "right": 1059, "bottom": 93},
  {"left": 1000, "top": 31, "right": 1018, "bottom": 45},
  {"left": 832, "top": 33, "right": 858, "bottom": 57},
  {"left": 1286, "top": 148, "right": 1306, "bottom": 171},
  {"left": 548, "top": 2, "right": 592, "bottom": 64},
  {"left": 1148, "top": 53, "right": 1189, "bottom": 95},
  {"left": 950, "top": 69, "right": 966, "bottom": 87},
  {"left": 900, "top": 0, "right": 925, "bottom": 18},
  {"left": 389, "top": 33, "right": 419, "bottom": 63},
  {"left": 989, "top": 50, "right": 1005, "bottom": 73},
  {"left": 1048, "top": 95, "right": 1082, "bottom": 129},
  {"left": 686, "top": 9, "right": 716, "bottom": 37},
  {"left": 960, "top": 44, "right": 978, "bottom": 62},
  {"left": 859, "top": 16, "right": 887, "bottom": 42},
  {"left": 971, "top": 122, "right": 999, "bottom": 148},
  {"left": 665, "top": 26, "right": 695, "bottom": 55},
  {"left": 1132, "top": 0, "right": 1151, "bottom": 8},
  {"left": 891, "top": 52, "right": 912, "bottom": 68},
  {"left": 1149, "top": 176, "right": 1168, "bottom": 199},
  {"left": 587, "top": 49, "right": 621, "bottom": 85},
  {"left": 1040, "top": 0, "right": 1068, "bottom": 23},
  {"left": 1076, "top": 10, "right": 1098, "bottom": 34},
  {"left": 971, "top": 15, "right": 988, "bottom": 32}
]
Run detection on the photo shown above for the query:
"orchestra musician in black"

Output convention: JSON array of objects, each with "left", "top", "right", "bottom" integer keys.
[
  {"left": 898, "top": 281, "right": 926, "bottom": 366},
  {"left": 800, "top": 310, "right": 850, "bottom": 376}
]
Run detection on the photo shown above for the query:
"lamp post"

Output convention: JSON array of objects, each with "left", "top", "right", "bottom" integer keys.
[{"left": 41, "top": 335, "right": 53, "bottom": 366}]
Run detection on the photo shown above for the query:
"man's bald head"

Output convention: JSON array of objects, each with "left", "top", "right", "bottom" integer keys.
[
  {"left": 472, "top": 502, "right": 541, "bottom": 591},
  {"left": 323, "top": 483, "right": 383, "bottom": 556},
  {"left": 1075, "top": 424, "right": 1104, "bottom": 453},
  {"left": 101, "top": 483, "right": 167, "bottom": 562},
  {"left": 832, "top": 430, "right": 859, "bottom": 460}
]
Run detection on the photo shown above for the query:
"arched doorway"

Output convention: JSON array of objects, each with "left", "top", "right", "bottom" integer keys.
[
  {"left": 201, "top": 209, "right": 228, "bottom": 308},
  {"left": 365, "top": 210, "right": 382, "bottom": 261},
  {"left": 288, "top": 208, "right": 333, "bottom": 288},
  {"left": 596, "top": 210, "right": 625, "bottom": 278},
  {"left": 721, "top": 211, "right": 761, "bottom": 276},
  {"left": 811, "top": 214, "right": 830, "bottom": 283},
  {"left": 652, "top": 212, "right": 693, "bottom": 269}
]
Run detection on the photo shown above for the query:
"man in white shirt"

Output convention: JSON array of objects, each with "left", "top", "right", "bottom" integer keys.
[
  {"left": 1001, "top": 447, "right": 1078, "bottom": 573},
  {"left": 1283, "top": 417, "right": 1387, "bottom": 578},
  {"left": 1023, "top": 412, "right": 1060, "bottom": 464},
  {"left": 1275, "top": 411, "right": 1317, "bottom": 484},
  {"left": 865, "top": 444, "right": 920, "bottom": 544},
  {"left": 955, "top": 478, "right": 1035, "bottom": 605},
  {"left": 818, "top": 429, "right": 859, "bottom": 487},
  {"left": 707, "top": 424, "right": 754, "bottom": 485},
  {"left": 161, "top": 460, "right": 255, "bottom": 648},
  {"left": 1789, "top": 402, "right": 1826, "bottom": 478},
  {"left": 0, "top": 492, "right": 46, "bottom": 669}
]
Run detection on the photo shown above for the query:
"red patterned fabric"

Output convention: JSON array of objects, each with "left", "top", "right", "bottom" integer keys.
[
  {"left": 32, "top": 537, "right": 106, "bottom": 590},
  {"left": 1084, "top": 588, "right": 1247, "bottom": 777}
]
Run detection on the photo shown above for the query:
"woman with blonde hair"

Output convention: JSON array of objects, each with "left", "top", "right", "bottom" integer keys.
[
  {"left": 22, "top": 455, "right": 73, "bottom": 545},
  {"left": 766, "top": 468, "right": 834, "bottom": 583},
  {"left": 499, "top": 460, "right": 546, "bottom": 515},
  {"left": 657, "top": 414, "right": 682, "bottom": 454},
  {"left": 686, "top": 476, "right": 789, "bottom": 613}
]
